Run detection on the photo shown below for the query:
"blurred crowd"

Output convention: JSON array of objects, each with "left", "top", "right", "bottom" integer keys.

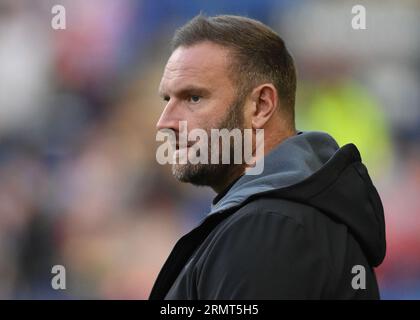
[{"left": 0, "top": 0, "right": 419, "bottom": 299}]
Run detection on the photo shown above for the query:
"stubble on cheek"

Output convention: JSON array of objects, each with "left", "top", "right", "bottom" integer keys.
[{"left": 170, "top": 97, "right": 245, "bottom": 187}]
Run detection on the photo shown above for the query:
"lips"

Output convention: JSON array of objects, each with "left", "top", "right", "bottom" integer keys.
[{"left": 175, "top": 142, "right": 195, "bottom": 150}]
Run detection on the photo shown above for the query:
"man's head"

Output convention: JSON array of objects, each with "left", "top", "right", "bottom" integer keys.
[{"left": 157, "top": 15, "right": 297, "bottom": 192}]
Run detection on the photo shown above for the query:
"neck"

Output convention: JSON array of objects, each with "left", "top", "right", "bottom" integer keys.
[
  {"left": 211, "top": 165, "right": 245, "bottom": 194},
  {"left": 211, "top": 128, "right": 296, "bottom": 194},
  {"left": 265, "top": 128, "right": 297, "bottom": 156}
]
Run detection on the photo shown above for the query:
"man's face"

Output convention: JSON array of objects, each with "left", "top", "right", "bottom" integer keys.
[{"left": 157, "top": 41, "right": 246, "bottom": 189}]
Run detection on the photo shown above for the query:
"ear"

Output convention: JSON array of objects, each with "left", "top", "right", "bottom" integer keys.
[{"left": 249, "top": 83, "right": 278, "bottom": 129}]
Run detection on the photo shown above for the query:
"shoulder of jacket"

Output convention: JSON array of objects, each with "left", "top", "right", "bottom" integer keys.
[{"left": 223, "top": 197, "right": 320, "bottom": 228}]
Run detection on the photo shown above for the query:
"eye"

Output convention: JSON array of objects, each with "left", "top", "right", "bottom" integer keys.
[
  {"left": 188, "top": 95, "right": 201, "bottom": 103},
  {"left": 163, "top": 96, "right": 170, "bottom": 102}
]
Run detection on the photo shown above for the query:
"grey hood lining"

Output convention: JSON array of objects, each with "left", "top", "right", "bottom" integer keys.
[{"left": 209, "top": 131, "right": 340, "bottom": 215}]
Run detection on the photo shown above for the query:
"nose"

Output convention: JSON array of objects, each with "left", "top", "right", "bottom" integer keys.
[{"left": 156, "top": 101, "right": 180, "bottom": 132}]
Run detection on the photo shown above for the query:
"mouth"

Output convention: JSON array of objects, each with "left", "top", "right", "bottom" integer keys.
[{"left": 175, "top": 143, "right": 195, "bottom": 151}]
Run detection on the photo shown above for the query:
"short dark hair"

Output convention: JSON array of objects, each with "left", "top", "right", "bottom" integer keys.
[{"left": 171, "top": 14, "right": 297, "bottom": 125}]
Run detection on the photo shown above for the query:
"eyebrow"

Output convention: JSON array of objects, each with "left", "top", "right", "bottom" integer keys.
[{"left": 158, "top": 85, "right": 211, "bottom": 99}]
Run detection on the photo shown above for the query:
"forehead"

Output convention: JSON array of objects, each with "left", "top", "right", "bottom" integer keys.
[{"left": 159, "top": 42, "right": 233, "bottom": 94}]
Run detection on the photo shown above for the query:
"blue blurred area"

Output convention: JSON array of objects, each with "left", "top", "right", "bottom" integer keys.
[{"left": 0, "top": 0, "right": 419, "bottom": 299}]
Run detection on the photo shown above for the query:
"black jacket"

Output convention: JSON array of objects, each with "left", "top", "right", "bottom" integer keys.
[{"left": 149, "top": 131, "right": 386, "bottom": 299}]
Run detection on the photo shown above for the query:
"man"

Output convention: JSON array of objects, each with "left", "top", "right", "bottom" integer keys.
[{"left": 150, "top": 15, "right": 386, "bottom": 299}]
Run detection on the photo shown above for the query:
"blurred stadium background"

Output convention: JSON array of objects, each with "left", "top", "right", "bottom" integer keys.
[{"left": 0, "top": 0, "right": 419, "bottom": 299}]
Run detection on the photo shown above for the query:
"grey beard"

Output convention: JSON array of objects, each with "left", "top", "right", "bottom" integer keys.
[{"left": 172, "top": 97, "right": 245, "bottom": 188}]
